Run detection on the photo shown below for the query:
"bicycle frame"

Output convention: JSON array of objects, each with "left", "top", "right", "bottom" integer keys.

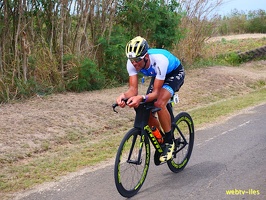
[
  {"left": 113, "top": 99, "right": 189, "bottom": 165},
  {"left": 126, "top": 102, "right": 164, "bottom": 165}
]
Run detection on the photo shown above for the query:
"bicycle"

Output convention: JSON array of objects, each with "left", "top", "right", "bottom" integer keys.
[{"left": 112, "top": 94, "right": 194, "bottom": 198}]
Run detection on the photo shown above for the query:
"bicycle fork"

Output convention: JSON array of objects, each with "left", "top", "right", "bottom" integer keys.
[{"left": 127, "top": 133, "right": 143, "bottom": 165}]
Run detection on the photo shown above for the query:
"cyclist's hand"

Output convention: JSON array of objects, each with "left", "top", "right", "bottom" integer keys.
[
  {"left": 117, "top": 93, "right": 126, "bottom": 108},
  {"left": 127, "top": 95, "right": 142, "bottom": 108}
]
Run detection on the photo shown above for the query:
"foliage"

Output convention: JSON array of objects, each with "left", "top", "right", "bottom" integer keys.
[
  {"left": 216, "top": 9, "right": 266, "bottom": 35},
  {"left": 0, "top": 0, "right": 266, "bottom": 102},
  {"left": 0, "top": 0, "right": 186, "bottom": 102},
  {"left": 173, "top": 0, "right": 223, "bottom": 65},
  {"left": 116, "top": 0, "right": 183, "bottom": 50},
  {"left": 150, "top": 0, "right": 183, "bottom": 49},
  {"left": 66, "top": 58, "right": 105, "bottom": 92},
  {"left": 98, "top": 25, "right": 129, "bottom": 86}
]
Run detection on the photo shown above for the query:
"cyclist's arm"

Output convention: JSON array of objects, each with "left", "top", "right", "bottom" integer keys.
[
  {"left": 145, "top": 78, "right": 164, "bottom": 102},
  {"left": 144, "top": 58, "right": 166, "bottom": 102},
  {"left": 125, "top": 77, "right": 164, "bottom": 107},
  {"left": 117, "top": 75, "right": 138, "bottom": 106},
  {"left": 123, "top": 62, "right": 139, "bottom": 98},
  {"left": 125, "top": 75, "right": 138, "bottom": 97}
]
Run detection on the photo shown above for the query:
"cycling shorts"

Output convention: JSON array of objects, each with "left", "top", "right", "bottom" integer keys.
[{"left": 146, "top": 64, "right": 185, "bottom": 96}]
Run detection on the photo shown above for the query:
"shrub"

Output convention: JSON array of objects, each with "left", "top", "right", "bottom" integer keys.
[{"left": 66, "top": 58, "right": 105, "bottom": 92}]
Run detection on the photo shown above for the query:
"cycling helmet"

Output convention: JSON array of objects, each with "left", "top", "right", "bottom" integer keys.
[{"left": 125, "top": 36, "right": 149, "bottom": 59}]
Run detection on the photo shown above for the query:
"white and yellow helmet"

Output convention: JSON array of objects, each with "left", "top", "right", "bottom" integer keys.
[{"left": 125, "top": 36, "right": 149, "bottom": 59}]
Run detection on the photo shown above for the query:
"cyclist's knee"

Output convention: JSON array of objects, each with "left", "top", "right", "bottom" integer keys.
[{"left": 154, "top": 100, "right": 167, "bottom": 110}]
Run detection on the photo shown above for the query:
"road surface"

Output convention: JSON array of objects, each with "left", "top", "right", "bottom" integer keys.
[{"left": 16, "top": 103, "right": 266, "bottom": 200}]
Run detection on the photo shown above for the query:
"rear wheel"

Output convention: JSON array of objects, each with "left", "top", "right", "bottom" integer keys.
[
  {"left": 167, "top": 112, "right": 194, "bottom": 173},
  {"left": 114, "top": 128, "right": 150, "bottom": 197}
]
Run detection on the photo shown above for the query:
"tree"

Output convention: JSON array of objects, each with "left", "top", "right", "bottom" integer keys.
[{"left": 175, "top": 0, "right": 224, "bottom": 64}]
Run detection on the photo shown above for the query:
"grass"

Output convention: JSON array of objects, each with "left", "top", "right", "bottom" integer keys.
[
  {"left": 1, "top": 88, "right": 265, "bottom": 198},
  {"left": 0, "top": 135, "right": 122, "bottom": 193},
  {"left": 204, "top": 37, "right": 266, "bottom": 58},
  {"left": 193, "top": 37, "right": 266, "bottom": 67},
  {"left": 1, "top": 36, "right": 266, "bottom": 199},
  {"left": 190, "top": 88, "right": 266, "bottom": 127}
]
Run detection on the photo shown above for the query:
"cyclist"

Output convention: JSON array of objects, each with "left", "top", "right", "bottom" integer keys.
[{"left": 116, "top": 36, "right": 185, "bottom": 162}]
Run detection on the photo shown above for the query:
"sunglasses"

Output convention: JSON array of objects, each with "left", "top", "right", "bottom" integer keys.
[{"left": 129, "top": 54, "right": 146, "bottom": 63}]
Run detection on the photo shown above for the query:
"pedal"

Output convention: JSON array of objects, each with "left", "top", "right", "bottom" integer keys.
[{"left": 154, "top": 151, "right": 168, "bottom": 165}]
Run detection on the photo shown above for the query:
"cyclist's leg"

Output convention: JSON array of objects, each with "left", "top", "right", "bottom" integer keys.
[
  {"left": 155, "top": 88, "right": 172, "bottom": 134},
  {"left": 147, "top": 63, "right": 185, "bottom": 133},
  {"left": 158, "top": 65, "right": 185, "bottom": 161},
  {"left": 154, "top": 88, "right": 174, "bottom": 162},
  {"left": 148, "top": 114, "right": 160, "bottom": 129},
  {"left": 166, "top": 64, "right": 185, "bottom": 93},
  {"left": 157, "top": 67, "right": 184, "bottom": 138}
]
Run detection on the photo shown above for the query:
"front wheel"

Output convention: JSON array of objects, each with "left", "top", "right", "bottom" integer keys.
[
  {"left": 167, "top": 112, "right": 194, "bottom": 173},
  {"left": 114, "top": 128, "right": 150, "bottom": 198}
]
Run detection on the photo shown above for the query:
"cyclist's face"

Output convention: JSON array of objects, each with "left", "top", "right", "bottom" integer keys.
[
  {"left": 130, "top": 54, "right": 147, "bottom": 71},
  {"left": 131, "top": 59, "right": 143, "bottom": 70}
]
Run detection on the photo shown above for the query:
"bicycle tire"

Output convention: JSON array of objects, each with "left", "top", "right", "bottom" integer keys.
[
  {"left": 114, "top": 128, "right": 150, "bottom": 198},
  {"left": 167, "top": 112, "right": 194, "bottom": 173}
]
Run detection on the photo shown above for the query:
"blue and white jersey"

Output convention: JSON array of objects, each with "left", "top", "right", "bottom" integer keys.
[{"left": 127, "top": 49, "right": 181, "bottom": 80}]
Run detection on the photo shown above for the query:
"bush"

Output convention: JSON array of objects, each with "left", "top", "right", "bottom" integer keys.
[
  {"left": 66, "top": 58, "right": 105, "bottom": 92},
  {"left": 224, "top": 52, "right": 241, "bottom": 65},
  {"left": 98, "top": 28, "right": 129, "bottom": 86}
]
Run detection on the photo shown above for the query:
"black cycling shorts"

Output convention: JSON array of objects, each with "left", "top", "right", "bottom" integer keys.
[{"left": 146, "top": 64, "right": 185, "bottom": 96}]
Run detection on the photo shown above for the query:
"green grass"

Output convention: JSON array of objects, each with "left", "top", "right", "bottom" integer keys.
[
  {"left": 190, "top": 88, "right": 266, "bottom": 127},
  {"left": 0, "top": 135, "right": 122, "bottom": 194},
  {"left": 194, "top": 38, "right": 266, "bottom": 67},
  {"left": 205, "top": 37, "right": 266, "bottom": 56}
]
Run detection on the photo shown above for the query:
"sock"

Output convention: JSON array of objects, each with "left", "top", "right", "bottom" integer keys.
[{"left": 164, "top": 131, "right": 173, "bottom": 143}]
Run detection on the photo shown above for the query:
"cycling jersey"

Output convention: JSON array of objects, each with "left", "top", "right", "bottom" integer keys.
[{"left": 126, "top": 49, "right": 181, "bottom": 80}]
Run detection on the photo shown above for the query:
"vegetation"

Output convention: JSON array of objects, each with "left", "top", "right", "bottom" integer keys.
[
  {"left": 1, "top": 1, "right": 266, "bottom": 197},
  {"left": 196, "top": 37, "right": 266, "bottom": 67},
  {"left": 0, "top": 0, "right": 184, "bottom": 102},
  {"left": 216, "top": 9, "right": 266, "bottom": 35},
  {"left": 2, "top": 0, "right": 265, "bottom": 103}
]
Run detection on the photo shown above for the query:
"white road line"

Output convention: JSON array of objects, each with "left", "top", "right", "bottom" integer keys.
[{"left": 196, "top": 120, "right": 251, "bottom": 147}]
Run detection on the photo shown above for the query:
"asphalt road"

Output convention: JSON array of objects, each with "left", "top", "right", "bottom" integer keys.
[{"left": 16, "top": 103, "right": 266, "bottom": 200}]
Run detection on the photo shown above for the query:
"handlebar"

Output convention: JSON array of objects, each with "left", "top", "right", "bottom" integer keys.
[
  {"left": 112, "top": 98, "right": 128, "bottom": 113},
  {"left": 112, "top": 98, "right": 161, "bottom": 114}
]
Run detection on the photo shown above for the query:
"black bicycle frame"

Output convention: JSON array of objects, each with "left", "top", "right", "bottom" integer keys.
[
  {"left": 126, "top": 103, "right": 164, "bottom": 165},
  {"left": 124, "top": 100, "right": 189, "bottom": 165}
]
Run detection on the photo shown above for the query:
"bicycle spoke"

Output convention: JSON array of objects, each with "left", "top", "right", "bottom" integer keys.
[{"left": 114, "top": 128, "right": 150, "bottom": 197}]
